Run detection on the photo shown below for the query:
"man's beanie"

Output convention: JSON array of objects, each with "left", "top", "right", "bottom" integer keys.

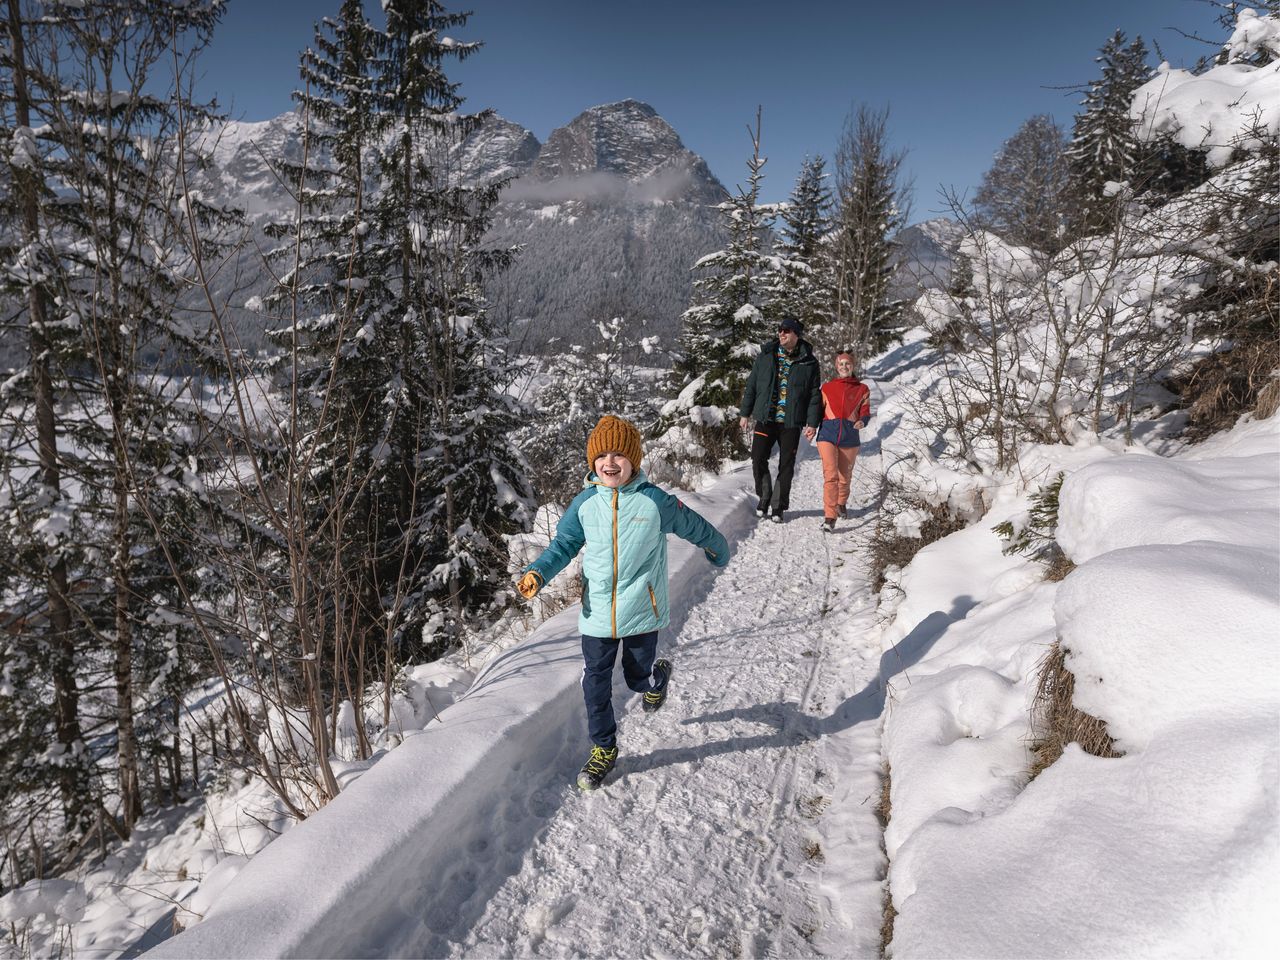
[
  {"left": 586, "top": 415, "right": 643, "bottom": 471},
  {"left": 779, "top": 316, "right": 804, "bottom": 336}
]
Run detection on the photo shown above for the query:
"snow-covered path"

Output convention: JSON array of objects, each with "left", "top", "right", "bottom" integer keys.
[{"left": 436, "top": 446, "right": 889, "bottom": 959}]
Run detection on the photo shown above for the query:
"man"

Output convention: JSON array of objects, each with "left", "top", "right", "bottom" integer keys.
[{"left": 737, "top": 317, "right": 822, "bottom": 523}]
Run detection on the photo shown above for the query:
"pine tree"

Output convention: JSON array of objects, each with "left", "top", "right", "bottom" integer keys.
[
  {"left": 0, "top": 0, "right": 91, "bottom": 840},
  {"left": 518, "top": 317, "right": 662, "bottom": 505},
  {"left": 831, "top": 104, "right": 911, "bottom": 353},
  {"left": 772, "top": 156, "right": 834, "bottom": 349},
  {"left": 1067, "top": 31, "right": 1153, "bottom": 232},
  {"left": 262, "top": 0, "right": 401, "bottom": 718},
  {"left": 374, "top": 0, "right": 534, "bottom": 652},
  {"left": 664, "top": 110, "right": 778, "bottom": 463}
]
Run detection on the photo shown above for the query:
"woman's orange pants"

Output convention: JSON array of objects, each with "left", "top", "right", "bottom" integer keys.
[{"left": 817, "top": 441, "right": 858, "bottom": 519}]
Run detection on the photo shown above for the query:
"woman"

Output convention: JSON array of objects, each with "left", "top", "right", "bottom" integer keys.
[{"left": 815, "top": 351, "right": 871, "bottom": 531}]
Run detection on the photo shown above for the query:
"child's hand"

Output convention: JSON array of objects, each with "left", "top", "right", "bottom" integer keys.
[{"left": 517, "top": 571, "right": 542, "bottom": 600}]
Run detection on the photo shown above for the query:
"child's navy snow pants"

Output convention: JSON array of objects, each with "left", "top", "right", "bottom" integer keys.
[{"left": 581, "top": 630, "right": 660, "bottom": 749}]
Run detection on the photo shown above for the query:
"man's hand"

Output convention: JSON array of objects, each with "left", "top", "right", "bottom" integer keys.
[
  {"left": 517, "top": 571, "right": 542, "bottom": 600},
  {"left": 739, "top": 416, "right": 751, "bottom": 432},
  {"left": 803, "top": 426, "right": 816, "bottom": 441}
]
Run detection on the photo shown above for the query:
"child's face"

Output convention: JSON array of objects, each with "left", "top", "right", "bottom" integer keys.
[
  {"left": 836, "top": 355, "right": 854, "bottom": 376},
  {"left": 593, "top": 452, "right": 634, "bottom": 488}
]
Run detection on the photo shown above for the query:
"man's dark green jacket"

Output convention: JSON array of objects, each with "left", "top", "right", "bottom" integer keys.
[{"left": 738, "top": 338, "right": 823, "bottom": 428}]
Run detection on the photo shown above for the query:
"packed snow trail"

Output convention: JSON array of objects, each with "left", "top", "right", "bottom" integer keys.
[
  {"left": 150, "top": 378, "right": 903, "bottom": 960},
  {"left": 432, "top": 442, "right": 891, "bottom": 959}
]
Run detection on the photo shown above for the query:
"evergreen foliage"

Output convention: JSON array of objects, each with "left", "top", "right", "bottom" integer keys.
[
  {"left": 662, "top": 112, "right": 780, "bottom": 464},
  {"left": 772, "top": 156, "right": 835, "bottom": 347},
  {"left": 1066, "top": 32, "right": 1153, "bottom": 232},
  {"left": 0, "top": 0, "right": 228, "bottom": 851},
  {"left": 830, "top": 105, "right": 911, "bottom": 354},
  {"left": 516, "top": 317, "right": 663, "bottom": 506}
]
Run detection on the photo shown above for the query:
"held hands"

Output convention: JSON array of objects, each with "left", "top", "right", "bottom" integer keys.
[
  {"left": 803, "top": 426, "right": 816, "bottom": 441},
  {"left": 855, "top": 421, "right": 866, "bottom": 430},
  {"left": 517, "top": 571, "right": 542, "bottom": 600}
]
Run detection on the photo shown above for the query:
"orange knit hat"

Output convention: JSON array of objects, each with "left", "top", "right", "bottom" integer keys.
[{"left": 586, "top": 415, "right": 643, "bottom": 472}]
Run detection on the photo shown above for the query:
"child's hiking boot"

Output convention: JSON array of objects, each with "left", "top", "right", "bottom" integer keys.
[
  {"left": 643, "top": 658, "right": 673, "bottom": 713},
  {"left": 837, "top": 505, "right": 847, "bottom": 519},
  {"left": 577, "top": 745, "right": 618, "bottom": 790},
  {"left": 822, "top": 517, "right": 836, "bottom": 532}
]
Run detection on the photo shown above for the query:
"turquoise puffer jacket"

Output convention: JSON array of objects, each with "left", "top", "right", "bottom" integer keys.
[{"left": 525, "top": 470, "right": 729, "bottom": 638}]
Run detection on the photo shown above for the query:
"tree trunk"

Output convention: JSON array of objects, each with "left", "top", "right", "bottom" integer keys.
[
  {"left": 113, "top": 467, "right": 142, "bottom": 833},
  {"left": 5, "top": 0, "right": 90, "bottom": 832}
]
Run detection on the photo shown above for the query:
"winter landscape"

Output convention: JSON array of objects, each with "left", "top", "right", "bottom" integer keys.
[{"left": 1, "top": 1, "right": 1277, "bottom": 958}]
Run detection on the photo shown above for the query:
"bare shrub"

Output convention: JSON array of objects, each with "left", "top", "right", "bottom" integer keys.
[{"left": 1029, "top": 641, "right": 1120, "bottom": 778}]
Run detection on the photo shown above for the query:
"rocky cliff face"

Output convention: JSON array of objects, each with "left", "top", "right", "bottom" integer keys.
[
  {"left": 481, "top": 101, "right": 728, "bottom": 348},
  {"left": 523, "top": 99, "right": 724, "bottom": 206}
]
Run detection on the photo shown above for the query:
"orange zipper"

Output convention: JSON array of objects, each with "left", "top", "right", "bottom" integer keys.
[{"left": 610, "top": 487, "right": 619, "bottom": 638}]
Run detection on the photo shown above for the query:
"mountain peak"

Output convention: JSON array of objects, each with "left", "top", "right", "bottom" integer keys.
[{"left": 531, "top": 100, "right": 723, "bottom": 203}]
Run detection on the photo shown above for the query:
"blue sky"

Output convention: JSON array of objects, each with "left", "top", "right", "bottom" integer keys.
[{"left": 200, "top": 0, "right": 1224, "bottom": 213}]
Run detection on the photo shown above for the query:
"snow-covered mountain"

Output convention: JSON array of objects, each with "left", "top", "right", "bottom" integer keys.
[
  {"left": 479, "top": 100, "right": 729, "bottom": 350},
  {"left": 181, "top": 100, "right": 961, "bottom": 356},
  {"left": 186, "top": 100, "right": 729, "bottom": 354},
  {"left": 890, "top": 216, "right": 964, "bottom": 299}
]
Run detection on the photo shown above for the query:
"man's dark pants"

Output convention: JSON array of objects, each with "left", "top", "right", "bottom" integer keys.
[
  {"left": 751, "top": 421, "right": 803, "bottom": 514},
  {"left": 581, "top": 630, "right": 660, "bottom": 749}
]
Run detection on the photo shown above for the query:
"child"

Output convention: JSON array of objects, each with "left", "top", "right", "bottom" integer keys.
[
  {"left": 816, "top": 350, "right": 871, "bottom": 531},
  {"left": 517, "top": 414, "right": 729, "bottom": 790}
]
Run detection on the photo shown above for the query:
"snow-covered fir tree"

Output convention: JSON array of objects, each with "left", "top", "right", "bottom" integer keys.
[
  {"left": 0, "top": 0, "right": 226, "bottom": 847},
  {"left": 662, "top": 111, "right": 777, "bottom": 464},
  {"left": 0, "top": 1, "right": 92, "bottom": 841},
  {"left": 373, "top": 0, "right": 534, "bottom": 652},
  {"left": 517, "top": 317, "right": 662, "bottom": 506},
  {"left": 1066, "top": 31, "right": 1153, "bottom": 232},
  {"left": 260, "top": 0, "right": 403, "bottom": 709}
]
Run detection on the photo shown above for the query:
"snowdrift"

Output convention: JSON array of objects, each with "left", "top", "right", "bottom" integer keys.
[{"left": 882, "top": 414, "right": 1280, "bottom": 958}]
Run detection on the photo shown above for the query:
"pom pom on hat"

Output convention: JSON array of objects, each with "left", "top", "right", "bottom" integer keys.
[{"left": 586, "top": 415, "right": 643, "bottom": 471}]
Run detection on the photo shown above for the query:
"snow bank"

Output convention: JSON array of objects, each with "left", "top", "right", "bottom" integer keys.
[
  {"left": 148, "top": 471, "right": 756, "bottom": 958},
  {"left": 0, "top": 879, "right": 87, "bottom": 924},
  {"left": 882, "top": 413, "right": 1280, "bottom": 957},
  {"left": 1131, "top": 10, "right": 1280, "bottom": 167}
]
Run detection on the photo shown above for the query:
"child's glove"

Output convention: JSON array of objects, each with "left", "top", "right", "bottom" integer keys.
[{"left": 517, "top": 571, "right": 543, "bottom": 600}]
